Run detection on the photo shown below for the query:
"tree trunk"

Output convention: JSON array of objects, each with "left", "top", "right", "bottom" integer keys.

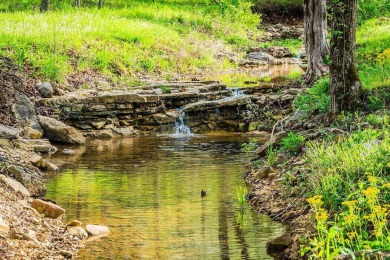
[
  {"left": 40, "top": 0, "right": 50, "bottom": 12},
  {"left": 74, "top": 0, "right": 81, "bottom": 8},
  {"left": 329, "top": 0, "right": 363, "bottom": 114},
  {"left": 303, "top": 0, "right": 329, "bottom": 84},
  {"left": 98, "top": 0, "right": 104, "bottom": 9}
]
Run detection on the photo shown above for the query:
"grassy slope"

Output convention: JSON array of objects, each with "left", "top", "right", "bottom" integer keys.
[
  {"left": 0, "top": 1, "right": 260, "bottom": 86},
  {"left": 290, "top": 18, "right": 390, "bottom": 257}
]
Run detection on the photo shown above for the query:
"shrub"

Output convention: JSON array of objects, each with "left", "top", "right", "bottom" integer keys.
[
  {"left": 293, "top": 77, "right": 330, "bottom": 115},
  {"left": 280, "top": 132, "right": 305, "bottom": 155}
]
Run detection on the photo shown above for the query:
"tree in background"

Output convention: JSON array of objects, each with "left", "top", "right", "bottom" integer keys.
[
  {"left": 40, "top": 0, "right": 49, "bottom": 12},
  {"left": 98, "top": 0, "right": 104, "bottom": 9},
  {"left": 303, "top": 0, "right": 329, "bottom": 84},
  {"left": 329, "top": 0, "right": 363, "bottom": 114},
  {"left": 74, "top": 0, "right": 81, "bottom": 8}
]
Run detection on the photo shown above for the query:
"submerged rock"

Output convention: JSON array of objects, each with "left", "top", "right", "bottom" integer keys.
[
  {"left": 266, "top": 233, "right": 292, "bottom": 253},
  {"left": 31, "top": 199, "right": 65, "bottom": 219},
  {"left": 85, "top": 224, "right": 110, "bottom": 236},
  {"left": 38, "top": 116, "right": 86, "bottom": 144}
]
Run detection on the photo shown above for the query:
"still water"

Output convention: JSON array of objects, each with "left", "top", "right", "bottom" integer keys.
[{"left": 46, "top": 136, "right": 284, "bottom": 259}]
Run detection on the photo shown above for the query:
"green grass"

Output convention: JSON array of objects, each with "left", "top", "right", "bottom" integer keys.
[
  {"left": 0, "top": 2, "right": 260, "bottom": 84},
  {"left": 357, "top": 18, "right": 390, "bottom": 89},
  {"left": 303, "top": 124, "right": 390, "bottom": 258}
]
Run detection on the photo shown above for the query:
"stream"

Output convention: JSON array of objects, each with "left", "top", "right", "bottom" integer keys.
[{"left": 46, "top": 136, "right": 285, "bottom": 259}]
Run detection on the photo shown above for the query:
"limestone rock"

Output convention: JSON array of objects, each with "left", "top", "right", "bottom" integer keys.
[
  {"left": 266, "top": 233, "right": 292, "bottom": 253},
  {"left": 66, "top": 226, "right": 88, "bottom": 240},
  {"left": 0, "top": 174, "right": 30, "bottom": 197},
  {"left": 31, "top": 199, "right": 65, "bottom": 219},
  {"left": 60, "top": 250, "right": 73, "bottom": 258},
  {"left": 246, "top": 52, "right": 275, "bottom": 63},
  {"left": 38, "top": 116, "right": 86, "bottom": 144},
  {"left": 0, "top": 124, "right": 19, "bottom": 139},
  {"left": 36, "top": 82, "right": 54, "bottom": 98},
  {"left": 0, "top": 215, "right": 10, "bottom": 235},
  {"left": 12, "top": 138, "right": 57, "bottom": 153},
  {"left": 7, "top": 165, "right": 45, "bottom": 197},
  {"left": 29, "top": 154, "right": 58, "bottom": 171},
  {"left": 85, "top": 224, "right": 110, "bottom": 236},
  {"left": 65, "top": 220, "right": 82, "bottom": 228},
  {"left": 23, "top": 127, "right": 43, "bottom": 139},
  {"left": 12, "top": 94, "right": 43, "bottom": 133}
]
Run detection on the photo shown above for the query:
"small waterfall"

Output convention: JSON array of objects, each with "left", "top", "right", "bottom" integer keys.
[
  {"left": 173, "top": 109, "right": 192, "bottom": 136},
  {"left": 231, "top": 88, "right": 244, "bottom": 97}
]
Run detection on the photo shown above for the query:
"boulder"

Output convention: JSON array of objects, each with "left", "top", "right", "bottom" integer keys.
[
  {"left": 66, "top": 226, "right": 88, "bottom": 240},
  {"left": 266, "top": 233, "right": 292, "bottom": 253},
  {"left": 38, "top": 116, "right": 86, "bottom": 144},
  {"left": 246, "top": 52, "right": 275, "bottom": 63},
  {"left": 31, "top": 199, "right": 65, "bottom": 219},
  {"left": 0, "top": 124, "right": 19, "bottom": 139},
  {"left": 7, "top": 165, "right": 46, "bottom": 197},
  {"left": 36, "top": 82, "right": 54, "bottom": 98},
  {"left": 0, "top": 174, "right": 30, "bottom": 197},
  {"left": 12, "top": 94, "right": 43, "bottom": 133},
  {"left": 85, "top": 224, "right": 110, "bottom": 236},
  {"left": 65, "top": 220, "right": 82, "bottom": 228},
  {"left": 29, "top": 154, "right": 58, "bottom": 171}
]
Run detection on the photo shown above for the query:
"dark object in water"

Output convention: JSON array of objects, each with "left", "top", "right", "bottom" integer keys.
[{"left": 201, "top": 189, "right": 206, "bottom": 197}]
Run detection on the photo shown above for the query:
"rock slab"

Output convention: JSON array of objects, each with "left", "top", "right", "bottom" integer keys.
[
  {"left": 7, "top": 165, "right": 46, "bottom": 197},
  {"left": 266, "top": 233, "right": 292, "bottom": 253},
  {"left": 31, "top": 199, "right": 65, "bottom": 219},
  {"left": 38, "top": 116, "right": 86, "bottom": 144},
  {"left": 85, "top": 224, "right": 110, "bottom": 236},
  {"left": 36, "top": 82, "right": 54, "bottom": 98},
  {"left": 0, "top": 124, "right": 19, "bottom": 139},
  {"left": 0, "top": 174, "right": 30, "bottom": 197}
]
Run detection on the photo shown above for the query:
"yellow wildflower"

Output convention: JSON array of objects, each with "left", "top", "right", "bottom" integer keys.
[
  {"left": 315, "top": 208, "right": 329, "bottom": 222},
  {"left": 363, "top": 186, "right": 380, "bottom": 199},
  {"left": 307, "top": 195, "right": 323, "bottom": 206},
  {"left": 342, "top": 200, "right": 358, "bottom": 211},
  {"left": 347, "top": 232, "right": 357, "bottom": 239},
  {"left": 368, "top": 175, "right": 378, "bottom": 184},
  {"left": 383, "top": 183, "right": 390, "bottom": 188}
]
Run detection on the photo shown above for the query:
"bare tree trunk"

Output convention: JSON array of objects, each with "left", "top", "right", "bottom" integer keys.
[
  {"left": 329, "top": 0, "right": 363, "bottom": 114},
  {"left": 40, "top": 0, "right": 50, "bottom": 12},
  {"left": 98, "top": 0, "right": 104, "bottom": 9},
  {"left": 303, "top": 0, "right": 329, "bottom": 84},
  {"left": 74, "top": 0, "right": 81, "bottom": 8}
]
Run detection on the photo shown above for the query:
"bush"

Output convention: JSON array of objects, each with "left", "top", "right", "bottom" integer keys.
[
  {"left": 280, "top": 132, "right": 305, "bottom": 155},
  {"left": 293, "top": 77, "right": 330, "bottom": 115}
]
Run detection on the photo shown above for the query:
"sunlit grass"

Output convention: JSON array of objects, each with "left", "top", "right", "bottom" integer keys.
[{"left": 0, "top": 2, "right": 260, "bottom": 83}]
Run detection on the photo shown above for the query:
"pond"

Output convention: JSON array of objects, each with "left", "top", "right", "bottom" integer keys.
[{"left": 46, "top": 135, "right": 285, "bottom": 259}]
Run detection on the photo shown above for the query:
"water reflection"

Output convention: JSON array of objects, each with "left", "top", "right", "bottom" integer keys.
[
  {"left": 204, "top": 64, "right": 304, "bottom": 87},
  {"left": 46, "top": 136, "right": 285, "bottom": 259}
]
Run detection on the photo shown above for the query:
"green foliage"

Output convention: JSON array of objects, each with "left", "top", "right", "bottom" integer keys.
[
  {"left": 159, "top": 86, "right": 172, "bottom": 94},
  {"left": 280, "top": 132, "right": 305, "bottom": 155},
  {"left": 303, "top": 126, "right": 390, "bottom": 258},
  {"left": 366, "top": 114, "right": 383, "bottom": 126},
  {"left": 241, "top": 139, "right": 258, "bottom": 155},
  {"left": 357, "top": 19, "right": 390, "bottom": 90},
  {"left": 293, "top": 77, "right": 330, "bottom": 115},
  {"left": 266, "top": 145, "right": 277, "bottom": 166},
  {"left": 367, "top": 96, "right": 384, "bottom": 110},
  {"left": 358, "top": 0, "right": 390, "bottom": 22},
  {"left": 236, "top": 186, "right": 248, "bottom": 210}
]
